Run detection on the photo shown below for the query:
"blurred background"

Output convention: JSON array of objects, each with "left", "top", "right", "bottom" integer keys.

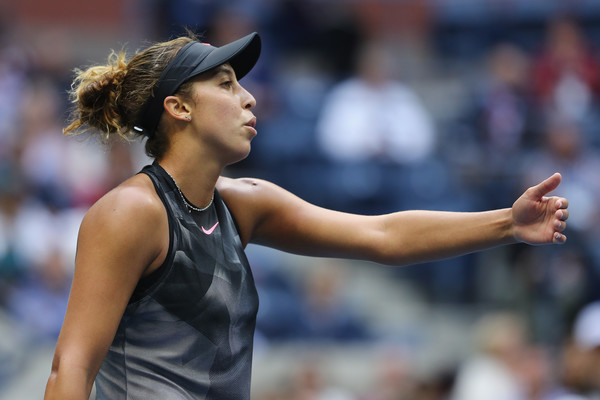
[{"left": 2, "top": 0, "right": 600, "bottom": 399}]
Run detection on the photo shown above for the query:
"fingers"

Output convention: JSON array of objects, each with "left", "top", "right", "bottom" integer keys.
[
  {"left": 553, "top": 196, "right": 569, "bottom": 244},
  {"left": 556, "top": 208, "right": 569, "bottom": 221},
  {"left": 555, "top": 197, "right": 569, "bottom": 211},
  {"left": 553, "top": 232, "right": 567, "bottom": 244},
  {"left": 554, "top": 197, "right": 569, "bottom": 227},
  {"left": 529, "top": 172, "right": 562, "bottom": 199}
]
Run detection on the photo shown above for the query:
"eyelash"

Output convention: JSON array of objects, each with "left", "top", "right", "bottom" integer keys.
[{"left": 221, "top": 81, "right": 233, "bottom": 88}]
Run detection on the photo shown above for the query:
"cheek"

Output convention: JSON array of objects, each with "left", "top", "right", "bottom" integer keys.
[
  {"left": 192, "top": 90, "right": 241, "bottom": 132},
  {"left": 198, "top": 107, "right": 238, "bottom": 139},
  {"left": 200, "top": 98, "right": 237, "bottom": 122}
]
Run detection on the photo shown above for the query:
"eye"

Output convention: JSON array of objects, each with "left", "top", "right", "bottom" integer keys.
[{"left": 220, "top": 80, "right": 233, "bottom": 89}]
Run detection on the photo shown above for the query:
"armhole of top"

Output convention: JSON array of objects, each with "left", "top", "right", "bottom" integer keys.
[
  {"left": 215, "top": 190, "right": 244, "bottom": 243},
  {"left": 128, "top": 170, "right": 176, "bottom": 304}
]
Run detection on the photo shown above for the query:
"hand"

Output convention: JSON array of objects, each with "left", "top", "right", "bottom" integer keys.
[{"left": 511, "top": 173, "right": 569, "bottom": 245}]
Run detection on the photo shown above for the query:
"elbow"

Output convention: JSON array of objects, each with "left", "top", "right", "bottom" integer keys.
[
  {"left": 367, "top": 232, "right": 428, "bottom": 267},
  {"left": 366, "top": 241, "right": 411, "bottom": 267},
  {"left": 44, "top": 370, "right": 58, "bottom": 400},
  {"left": 44, "top": 354, "right": 96, "bottom": 400},
  {"left": 365, "top": 217, "right": 412, "bottom": 266},
  {"left": 44, "top": 355, "right": 63, "bottom": 400}
]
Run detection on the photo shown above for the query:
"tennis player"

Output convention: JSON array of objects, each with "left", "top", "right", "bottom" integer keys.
[{"left": 44, "top": 32, "right": 569, "bottom": 399}]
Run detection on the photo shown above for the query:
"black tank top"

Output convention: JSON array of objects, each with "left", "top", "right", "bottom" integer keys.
[{"left": 95, "top": 162, "right": 259, "bottom": 399}]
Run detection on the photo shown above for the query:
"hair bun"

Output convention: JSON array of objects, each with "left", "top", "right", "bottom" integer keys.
[
  {"left": 64, "top": 35, "right": 194, "bottom": 155},
  {"left": 79, "top": 70, "right": 125, "bottom": 108},
  {"left": 66, "top": 50, "right": 129, "bottom": 136}
]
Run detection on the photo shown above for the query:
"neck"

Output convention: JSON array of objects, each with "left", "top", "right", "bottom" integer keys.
[{"left": 157, "top": 150, "right": 223, "bottom": 211}]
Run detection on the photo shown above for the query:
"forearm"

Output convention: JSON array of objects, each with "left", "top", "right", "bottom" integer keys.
[{"left": 374, "top": 208, "right": 515, "bottom": 266}]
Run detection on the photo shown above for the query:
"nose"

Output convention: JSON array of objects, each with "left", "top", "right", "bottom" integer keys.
[{"left": 241, "top": 85, "right": 256, "bottom": 109}]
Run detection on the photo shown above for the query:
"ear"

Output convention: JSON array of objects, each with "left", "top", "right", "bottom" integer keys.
[{"left": 163, "top": 95, "right": 191, "bottom": 122}]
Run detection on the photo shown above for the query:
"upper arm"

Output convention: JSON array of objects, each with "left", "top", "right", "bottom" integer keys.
[
  {"left": 50, "top": 179, "right": 168, "bottom": 390},
  {"left": 218, "top": 177, "right": 387, "bottom": 260}
]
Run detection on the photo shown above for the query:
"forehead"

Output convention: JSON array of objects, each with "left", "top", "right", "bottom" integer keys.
[{"left": 194, "top": 63, "right": 235, "bottom": 81}]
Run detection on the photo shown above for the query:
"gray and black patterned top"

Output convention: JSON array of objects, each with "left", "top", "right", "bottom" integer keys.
[{"left": 95, "top": 162, "right": 259, "bottom": 399}]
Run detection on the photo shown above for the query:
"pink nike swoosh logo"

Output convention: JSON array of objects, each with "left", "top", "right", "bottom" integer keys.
[{"left": 201, "top": 222, "right": 219, "bottom": 235}]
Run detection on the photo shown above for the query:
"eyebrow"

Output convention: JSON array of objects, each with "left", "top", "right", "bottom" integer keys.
[{"left": 211, "top": 65, "right": 235, "bottom": 79}]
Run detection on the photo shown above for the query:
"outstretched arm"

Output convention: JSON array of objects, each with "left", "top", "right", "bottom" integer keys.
[{"left": 219, "top": 173, "right": 568, "bottom": 266}]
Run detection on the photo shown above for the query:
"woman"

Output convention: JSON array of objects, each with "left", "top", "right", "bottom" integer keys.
[{"left": 44, "top": 32, "right": 569, "bottom": 399}]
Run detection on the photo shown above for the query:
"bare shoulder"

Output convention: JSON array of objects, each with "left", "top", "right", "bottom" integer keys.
[
  {"left": 84, "top": 173, "right": 164, "bottom": 226},
  {"left": 217, "top": 176, "right": 269, "bottom": 195},
  {"left": 216, "top": 176, "right": 292, "bottom": 246},
  {"left": 216, "top": 176, "right": 299, "bottom": 209},
  {"left": 79, "top": 173, "right": 168, "bottom": 274}
]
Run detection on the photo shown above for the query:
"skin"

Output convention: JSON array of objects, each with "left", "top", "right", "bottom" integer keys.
[{"left": 44, "top": 63, "right": 569, "bottom": 399}]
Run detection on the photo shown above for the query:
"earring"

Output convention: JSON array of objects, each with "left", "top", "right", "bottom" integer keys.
[{"left": 185, "top": 115, "right": 192, "bottom": 121}]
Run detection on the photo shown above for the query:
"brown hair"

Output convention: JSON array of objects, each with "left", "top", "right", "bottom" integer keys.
[{"left": 64, "top": 34, "right": 198, "bottom": 159}]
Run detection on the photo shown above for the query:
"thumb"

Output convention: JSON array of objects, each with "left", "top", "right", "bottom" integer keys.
[{"left": 528, "top": 172, "right": 562, "bottom": 199}]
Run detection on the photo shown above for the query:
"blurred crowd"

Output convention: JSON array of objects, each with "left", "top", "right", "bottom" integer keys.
[{"left": 1, "top": 0, "right": 600, "bottom": 399}]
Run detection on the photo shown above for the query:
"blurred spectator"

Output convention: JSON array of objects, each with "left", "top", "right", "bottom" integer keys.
[
  {"left": 4, "top": 248, "right": 70, "bottom": 344},
  {"left": 479, "top": 43, "right": 533, "bottom": 154},
  {"left": 0, "top": 37, "right": 29, "bottom": 161},
  {"left": 316, "top": 39, "right": 436, "bottom": 166},
  {"left": 530, "top": 15, "right": 600, "bottom": 122},
  {"left": 451, "top": 312, "right": 536, "bottom": 400},
  {"left": 299, "top": 264, "right": 371, "bottom": 342},
  {"left": 0, "top": 188, "right": 25, "bottom": 305},
  {"left": 288, "top": 361, "right": 357, "bottom": 400},
  {"left": 315, "top": 38, "right": 437, "bottom": 213},
  {"left": 253, "top": 260, "right": 306, "bottom": 341},
  {"left": 253, "top": 358, "right": 358, "bottom": 400},
  {"left": 254, "top": 256, "right": 371, "bottom": 343},
  {"left": 27, "top": 27, "right": 74, "bottom": 94},
  {"left": 362, "top": 352, "right": 418, "bottom": 400},
  {"left": 17, "top": 78, "right": 129, "bottom": 209},
  {"left": 511, "top": 241, "right": 598, "bottom": 347},
  {"left": 548, "top": 302, "right": 600, "bottom": 400},
  {"left": 412, "top": 373, "right": 455, "bottom": 400},
  {"left": 465, "top": 42, "right": 534, "bottom": 208},
  {"left": 17, "top": 79, "right": 73, "bottom": 209}
]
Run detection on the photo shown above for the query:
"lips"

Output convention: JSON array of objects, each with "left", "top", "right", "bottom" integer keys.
[{"left": 245, "top": 117, "right": 257, "bottom": 128}]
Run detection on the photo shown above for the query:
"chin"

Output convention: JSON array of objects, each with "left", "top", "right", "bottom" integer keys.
[{"left": 226, "top": 146, "right": 252, "bottom": 166}]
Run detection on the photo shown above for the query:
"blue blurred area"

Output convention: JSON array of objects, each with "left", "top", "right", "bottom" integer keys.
[{"left": 2, "top": 0, "right": 600, "bottom": 399}]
